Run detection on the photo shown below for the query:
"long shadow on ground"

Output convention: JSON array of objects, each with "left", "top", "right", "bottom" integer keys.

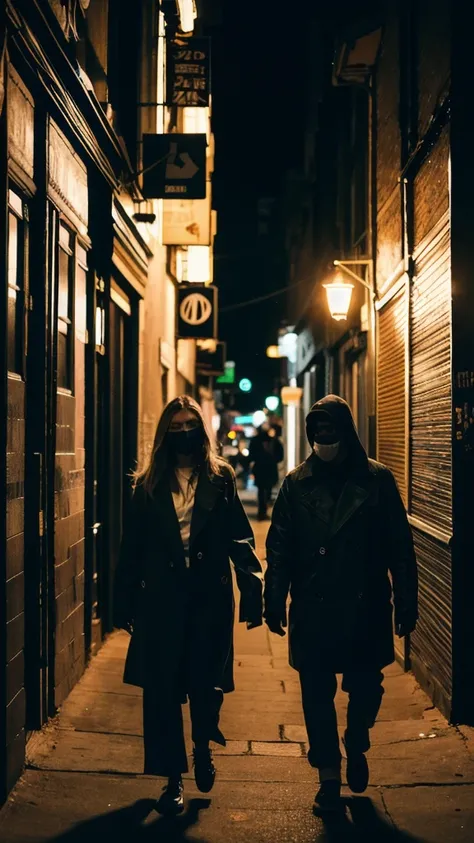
[
  {"left": 45, "top": 794, "right": 431, "bottom": 843},
  {"left": 47, "top": 798, "right": 211, "bottom": 843},
  {"left": 314, "top": 796, "right": 430, "bottom": 843}
]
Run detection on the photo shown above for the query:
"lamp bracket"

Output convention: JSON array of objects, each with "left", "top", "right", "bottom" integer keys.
[{"left": 333, "top": 259, "right": 376, "bottom": 298}]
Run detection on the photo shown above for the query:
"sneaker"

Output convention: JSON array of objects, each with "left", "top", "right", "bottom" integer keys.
[
  {"left": 313, "top": 780, "right": 342, "bottom": 815},
  {"left": 343, "top": 738, "right": 369, "bottom": 794},
  {"left": 156, "top": 776, "right": 184, "bottom": 815},
  {"left": 192, "top": 746, "right": 216, "bottom": 793}
]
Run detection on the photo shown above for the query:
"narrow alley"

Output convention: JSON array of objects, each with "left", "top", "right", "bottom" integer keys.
[{"left": 1, "top": 495, "right": 473, "bottom": 843}]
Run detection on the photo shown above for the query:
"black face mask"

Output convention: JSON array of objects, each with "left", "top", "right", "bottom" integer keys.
[{"left": 168, "top": 426, "right": 204, "bottom": 456}]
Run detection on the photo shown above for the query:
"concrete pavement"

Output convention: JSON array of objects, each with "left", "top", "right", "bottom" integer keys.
[{"left": 1, "top": 494, "right": 474, "bottom": 842}]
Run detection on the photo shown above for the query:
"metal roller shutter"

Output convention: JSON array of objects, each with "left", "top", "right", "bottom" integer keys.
[
  {"left": 409, "top": 211, "right": 452, "bottom": 714},
  {"left": 377, "top": 286, "right": 408, "bottom": 505}
]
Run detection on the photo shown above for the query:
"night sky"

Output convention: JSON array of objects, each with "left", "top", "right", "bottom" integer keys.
[{"left": 209, "top": 5, "right": 308, "bottom": 412}]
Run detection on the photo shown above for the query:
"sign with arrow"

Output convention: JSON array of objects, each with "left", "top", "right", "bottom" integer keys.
[
  {"left": 142, "top": 134, "right": 207, "bottom": 199},
  {"left": 177, "top": 284, "right": 218, "bottom": 339}
]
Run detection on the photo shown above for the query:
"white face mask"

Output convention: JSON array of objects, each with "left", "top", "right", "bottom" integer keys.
[{"left": 313, "top": 441, "right": 340, "bottom": 462}]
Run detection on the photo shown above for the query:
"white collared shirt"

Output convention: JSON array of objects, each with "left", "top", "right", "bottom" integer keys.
[{"left": 171, "top": 467, "right": 197, "bottom": 568}]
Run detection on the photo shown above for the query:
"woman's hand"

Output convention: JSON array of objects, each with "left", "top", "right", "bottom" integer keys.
[{"left": 264, "top": 611, "right": 287, "bottom": 637}]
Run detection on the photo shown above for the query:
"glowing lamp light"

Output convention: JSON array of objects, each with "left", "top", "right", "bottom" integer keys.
[
  {"left": 266, "top": 345, "right": 281, "bottom": 359},
  {"left": 177, "top": 0, "right": 196, "bottom": 32},
  {"left": 228, "top": 430, "right": 237, "bottom": 440},
  {"left": 323, "top": 275, "right": 354, "bottom": 321},
  {"left": 265, "top": 395, "right": 280, "bottom": 412},
  {"left": 253, "top": 410, "right": 267, "bottom": 428}
]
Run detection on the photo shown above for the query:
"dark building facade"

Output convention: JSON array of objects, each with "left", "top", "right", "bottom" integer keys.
[
  {"left": 0, "top": 0, "right": 206, "bottom": 803},
  {"left": 284, "top": 0, "right": 474, "bottom": 723}
]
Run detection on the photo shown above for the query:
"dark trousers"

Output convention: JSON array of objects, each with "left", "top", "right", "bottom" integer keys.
[
  {"left": 257, "top": 485, "right": 272, "bottom": 518},
  {"left": 143, "top": 682, "right": 224, "bottom": 777},
  {"left": 299, "top": 667, "right": 385, "bottom": 770},
  {"left": 143, "top": 598, "right": 225, "bottom": 778}
]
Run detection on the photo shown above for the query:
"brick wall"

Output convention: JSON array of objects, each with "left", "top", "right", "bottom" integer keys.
[
  {"left": 5, "top": 376, "right": 26, "bottom": 792},
  {"left": 53, "top": 331, "right": 86, "bottom": 709},
  {"left": 417, "top": 0, "right": 450, "bottom": 138},
  {"left": 375, "top": 9, "right": 403, "bottom": 294}
]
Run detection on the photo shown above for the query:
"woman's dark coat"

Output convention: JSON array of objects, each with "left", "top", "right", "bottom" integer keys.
[
  {"left": 264, "top": 396, "right": 418, "bottom": 673},
  {"left": 113, "top": 463, "right": 263, "bottom": 695}
]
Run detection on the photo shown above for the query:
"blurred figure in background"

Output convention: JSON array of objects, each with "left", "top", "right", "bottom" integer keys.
[{"left": 249, "top": 423, "right": 284, "bottom": 520}]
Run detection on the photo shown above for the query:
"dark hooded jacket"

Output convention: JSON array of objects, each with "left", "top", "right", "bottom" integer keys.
[{"left": 264, "top": 395, "right": 418, "bottom": 673}]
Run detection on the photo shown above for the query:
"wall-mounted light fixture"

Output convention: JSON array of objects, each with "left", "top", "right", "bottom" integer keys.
[{"left": 324, "top": 259, "right": 375, "bottom": 321}]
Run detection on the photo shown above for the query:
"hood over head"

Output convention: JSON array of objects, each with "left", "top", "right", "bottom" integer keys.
[{"left": 305, "top": 395, "right": 369, "bottom": 475}]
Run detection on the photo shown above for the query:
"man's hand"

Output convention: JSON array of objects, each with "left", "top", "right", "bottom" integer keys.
[
  {"left": 265, "top": 612, "right": 286, "bottom": 637},
  {"left": 396, "top": 618, "right": 417, "bottom": 638}
]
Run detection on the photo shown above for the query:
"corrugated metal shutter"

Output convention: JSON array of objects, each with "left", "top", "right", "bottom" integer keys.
[
  {"left": 377, "top": 286, "right": 408, "bottom": 505},
  {"left": 409, "top": 210, "right": 452, "bottom": 714},
  {"left": 410, "top": 214, "right": 452, "bottom": 533}
]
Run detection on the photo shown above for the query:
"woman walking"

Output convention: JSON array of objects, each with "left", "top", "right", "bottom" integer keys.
[{"left": 113, "top": 396, "right": 263, "bottom": 814}]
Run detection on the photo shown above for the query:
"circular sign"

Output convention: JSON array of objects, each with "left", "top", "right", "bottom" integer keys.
[
  {"left": 180, "top": 293, "right": 212, "bottom": 326},
  {"left": 239, "top": 378, "right": 252, "bottom": 393}
]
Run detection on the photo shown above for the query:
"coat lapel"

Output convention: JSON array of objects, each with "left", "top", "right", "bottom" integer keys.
[
  {"left": 331, "top": 480, "right": 370, "bottom": 536},
  {"left": 190, "top": 469, "right": 224, "bottom": 547},
  {"left": 151, "top": 476, "right": 187, "bottom": 567},
  {"left": 297, "top": 455, "right": 372, "bottom": 536}
]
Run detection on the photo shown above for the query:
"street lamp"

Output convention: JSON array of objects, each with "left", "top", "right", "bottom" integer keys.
[
  {"left": 325, "top": 258, "right": 376, "bottom": 457},
  {"left": 323, "top": 273, "right": 354, "bottom": 321}
]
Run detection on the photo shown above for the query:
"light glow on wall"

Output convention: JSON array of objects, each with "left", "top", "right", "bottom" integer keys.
[
  {"left": 187, "top": 246, "right": 211, "bottom": 283},
  {"left": 286, "top": 405, "right": 297, "bottom": 472}
]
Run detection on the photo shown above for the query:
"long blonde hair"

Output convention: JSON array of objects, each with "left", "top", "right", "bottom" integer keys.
[{"left": 134, "top": 395, "right": 224, "bottom": 496}]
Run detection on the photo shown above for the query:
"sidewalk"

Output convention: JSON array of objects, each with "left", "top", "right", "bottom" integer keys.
[{"left": 1, "top": 497, "right": 474, "bottom": 842}]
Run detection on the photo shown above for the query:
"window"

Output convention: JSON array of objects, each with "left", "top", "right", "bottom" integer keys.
[
  {"left": 7, "top": 188, "right": 27, "bottom": 376},
  {"left": 57, "top": 223, "right": 74, "bottom": 390}
]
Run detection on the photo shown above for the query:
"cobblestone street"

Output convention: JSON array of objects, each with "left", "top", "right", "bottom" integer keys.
[{"left": 1, "top": 498, "right": 474, "bottom": 842}]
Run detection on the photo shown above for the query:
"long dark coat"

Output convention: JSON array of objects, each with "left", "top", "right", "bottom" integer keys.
[
  {"left": 249, "top": 433, "right": 284, "bottom": 488},
  {"left": 264, "top": 397, "right": 418, "bottom": 673},
  {"left": 113, "top": 464, "right": 263, "bottom": 695}
]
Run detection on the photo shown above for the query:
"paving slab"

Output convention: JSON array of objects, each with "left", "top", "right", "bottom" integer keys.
[
  {"left": 1, "top": 507, "right": 474, "bottom": 842},
  {"left": 382, "top": 785, "right": 474, "bottom": 843}
]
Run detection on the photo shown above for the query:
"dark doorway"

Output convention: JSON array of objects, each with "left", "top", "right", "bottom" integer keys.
[{"left": 104, "top": 283, "right": 138, "bottom": 634}]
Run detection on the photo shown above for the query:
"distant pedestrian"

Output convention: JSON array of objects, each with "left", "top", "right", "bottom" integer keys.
[
  {"left": 249, "top": 423, "right": 284, "bottom": 520},
  {"left": 264, "top": 395, "right": 418, "bottom": 815},
  {"left": 114, "top": 396, "right": 263, "bottom": 815}
]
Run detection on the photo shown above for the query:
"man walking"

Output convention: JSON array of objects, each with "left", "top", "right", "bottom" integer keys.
[
  {"left": 249, "top": 422, "right": 284, "bottom": 521},
  {"left": 264, "top": 396, "right": 418, "bottom": 814}
]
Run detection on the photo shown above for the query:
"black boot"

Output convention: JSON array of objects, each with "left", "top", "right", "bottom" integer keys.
[
  {"left": 156, "top": 775, "right": 184, "bottom": 815},
  {"left": 313, "top": 780, "right": 343, "bottom": 815},
  {"left": 343, "top": 736, "right": 369, "bottom": 794},
  {"left": 192, "top": 745, "right": 216, "bottom": 793}
]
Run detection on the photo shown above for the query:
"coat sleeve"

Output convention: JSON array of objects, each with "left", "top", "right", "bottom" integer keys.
[
  {"left": 113, "top": 485, "right": 145, "bottom": 630},
  {"left": 228, "top": 473, "right": 264, "bottom": 623},
  {"left": 382, "top": 468, "right": 419, "bottom": 627},
  {"left": 264, "top": 477, "right": 293, "bottom": 621}
]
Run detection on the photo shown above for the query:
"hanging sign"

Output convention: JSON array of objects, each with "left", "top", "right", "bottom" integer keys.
[
  {"left": 167, "top": 37, "right": 211, "bottom": 107},
  {"left": 162, "top": 193, "right": 211, "bottom": 245},
  {"left": 177, "top": 284, "right": 218, "bottom": 339},
  {"left": 142, "top": 134, "right": 207, "bottom": 199},
  {"left": 196, "top": 341, "right": 226, "bottom": 376}
]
